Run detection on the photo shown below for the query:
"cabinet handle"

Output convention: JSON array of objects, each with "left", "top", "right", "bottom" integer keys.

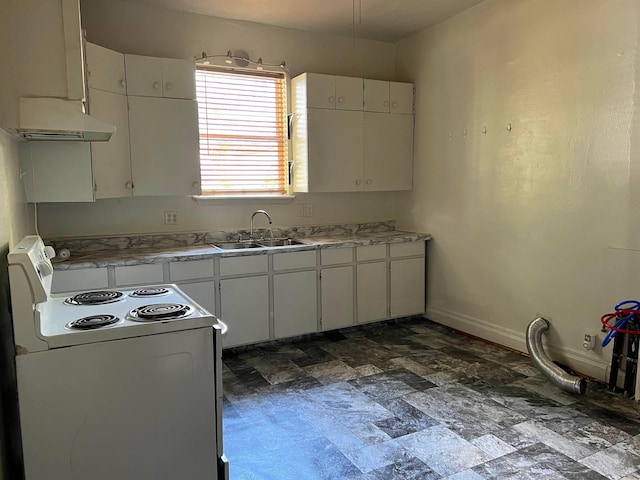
[
  {"left": 192, "top": 181, "right": 199, "bottom": 189},
  {"left": 383, "top": 101, "right": 389, "bottom": 107},
  {"left": 119, "top": 79, "right": 126, "bottom": 88},
  {"left": 338, "top": 97, "right": 344, "bottom": 103},
  {"left": 328, "top": 96, "right": 335, "bottom": 103},
  {"left": 153, "top": 82, "right": 161, "bottom": 90},
  {"left": 355, "top": 179, "right": 362, "bottom": 185},
  {"left": 125, "top": 181, "right": 133, "bottom": 189},
  {"left": 392, "top": 101, "right": 398, "bottom": 108},
  {"left": 165, "top": 82, "right": 173, "bottom": 90},
  {"left": 366, "top": 179, "right": 372, "bottom": 185}
]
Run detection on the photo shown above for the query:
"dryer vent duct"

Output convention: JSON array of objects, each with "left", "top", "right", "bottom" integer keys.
[{"left": 526, "top": 317, "right": 586, "bottom": 395}]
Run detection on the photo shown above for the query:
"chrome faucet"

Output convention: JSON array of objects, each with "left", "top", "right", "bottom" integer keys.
[{"left": 249, "top": 210, "right": 272, "bottom": 240}]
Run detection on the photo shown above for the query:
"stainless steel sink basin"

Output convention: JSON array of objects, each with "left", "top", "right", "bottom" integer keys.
[
  {"left": 258, "top": 238, "right": 307, "bottom": 247},
  {"left": 211, "top": 242, "right": 262, "bottom": 250}
]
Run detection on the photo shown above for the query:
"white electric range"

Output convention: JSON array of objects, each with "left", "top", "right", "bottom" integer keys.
[{"left": 8, "top": 235, "right": 229, "bottom": 480}]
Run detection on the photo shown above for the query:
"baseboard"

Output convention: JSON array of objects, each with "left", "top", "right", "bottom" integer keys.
[{"left": 424, "top": 305, "right": 608, "bottom": 381}]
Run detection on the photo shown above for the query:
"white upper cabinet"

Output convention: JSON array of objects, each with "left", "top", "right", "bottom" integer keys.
[
  {"left": 128, "top": 96, "right": 201, "bottom": 196},
  {"left": 85, "top": 43, "right": 132, "bottom": 199},
  {"left": 390, "top": 82, "right": 414, "bottom": 114},
  {"left": 86, "top": 43, "right": 127, "bottom": 95},
  {"left": 89, "top": 88, "right": 132, "bottom": 199},
  {"left": 125, "top": 55, "right": 196, "bottom": 100},
  {"left": 292, "top": 73, "right": 414, "bottom": 193},
  {"left": 363, "top": 113, "right": 414, "bottom": 191},
  {"left": 299, "top": 74, "right": 363, "bottom": 110},
  {"left": 364, "top": 80, "right": 414, "bottom": 114}
]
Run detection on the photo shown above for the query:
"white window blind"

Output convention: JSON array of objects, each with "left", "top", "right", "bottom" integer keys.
[{"left": 196, "top": 67, "right": 288, "bottom": 195}]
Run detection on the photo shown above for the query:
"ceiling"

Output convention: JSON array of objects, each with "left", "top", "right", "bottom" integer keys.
[{"left": 119, "top": 0, "right": 486, "bottom": 42}]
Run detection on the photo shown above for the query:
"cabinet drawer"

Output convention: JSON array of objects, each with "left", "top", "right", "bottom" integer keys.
[
  {"left": 273, "top": 250, "right": 316, "bottom": 271},
  {"left": 115, "top": 264, "right": 164, "bottom": 286},
  {"left": 220, "top": 255, "right": 268, "bottom": 276},
  {"left": 390, "top": 242, "right": 425, "bottom": 258},
  {"left": 356, "top": 244, "right": 387, "bottom": 261},
  {"left": 321, "top": 248, "right": 353, "bottom": 265},
  {"left": 51, "top": 268, "right": 109, "bottom": 293},
  {"left": 169, "top": 259, "right": 214, "bottom": 281}
]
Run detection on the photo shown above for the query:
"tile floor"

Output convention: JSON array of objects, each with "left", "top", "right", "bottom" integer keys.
[{"left": 222, "top": 318, "right": 640, "bottom": 479}]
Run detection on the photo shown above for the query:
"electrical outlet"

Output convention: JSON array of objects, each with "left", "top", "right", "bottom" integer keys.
[
  {"left": 303, "top": 204, "right": 313, "bottom": 217},
  {"left": 583, "top": 332, "right": 596, "bottom": 350},
  {"left": 164, "top": 211, "right": 179, "bottom": 225}
]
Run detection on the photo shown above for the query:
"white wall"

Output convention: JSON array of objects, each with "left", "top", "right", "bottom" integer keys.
[
  {"left": 0, "top": 1, "right": 35, "bottom": 476},
  {"left": 36, "top": 0, "right": 399, "bottom": 238},
  {"left": 395, "top": 0, "right": 640, "bottom": 379}
]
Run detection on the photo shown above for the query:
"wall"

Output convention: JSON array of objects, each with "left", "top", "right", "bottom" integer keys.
[
  {"left": 395, "top": 0, "right": 640, "bottom": 379},
  {"left": 1, "top": 0, "right": 35, "bottom": 476},
  {"left": 36, "top": 0, "right": 399, "bottom": 238}
]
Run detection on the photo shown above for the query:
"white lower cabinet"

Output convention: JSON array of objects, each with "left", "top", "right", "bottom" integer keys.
[
  {"left": 357, "top": 262, "right": 388, "bottom": 323},
  {"left": 177, "top": 281, "right": 215, "bottom": 316},
  {"left": 273, "top": 270, "right": 318, "bottom": 339},
  {"left": 320, "top": 266, "right": 354, "bottom": 330},
  {"left": 390, "top": 257, "right": 425, "bottom": 317},
  {"left": 220, "top": 275, "right": 269, "bottom": 348}
]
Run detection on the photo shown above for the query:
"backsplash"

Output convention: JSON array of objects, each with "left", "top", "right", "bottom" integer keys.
[{"left": 46, "top": 221, "right": 396, "bottom": 253}]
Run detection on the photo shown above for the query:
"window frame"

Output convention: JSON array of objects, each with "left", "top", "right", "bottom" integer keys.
[{"left": 194, "top": 64, "right": 291, "bottom": 199}]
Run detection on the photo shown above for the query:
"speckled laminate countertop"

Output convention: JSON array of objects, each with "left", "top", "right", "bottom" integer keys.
[{"left": 52, "top": 230, "right": 432, "bottom": 271}]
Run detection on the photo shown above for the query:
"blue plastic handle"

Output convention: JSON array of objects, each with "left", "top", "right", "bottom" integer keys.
[
  {"left": 615, "top": 300, "right": 640, "bottom": 311},
  {"left": 602, "top": 312, "right": 634, "bottom": 347}
]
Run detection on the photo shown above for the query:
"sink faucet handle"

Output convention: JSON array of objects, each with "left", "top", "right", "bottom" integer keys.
[{"left": 237, "top": 232, "right": 243, "bottom": 242}]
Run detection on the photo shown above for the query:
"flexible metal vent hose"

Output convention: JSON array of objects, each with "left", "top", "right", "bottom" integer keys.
[{"left": 526, "top": 317, "right": 586, "bottom": 395}]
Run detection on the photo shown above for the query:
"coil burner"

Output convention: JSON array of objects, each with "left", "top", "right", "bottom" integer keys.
[
  {"left": 65, "top": 291, "right": 124, "bottom": 305},
  {"left": 66, "top": 314, "right": 122, "bottom": 330},
  {"left": 130, "top": 287, "right": 171, "bottom": 297},
  {"left": 128, "top": 303, "right": 194, "bottom": 322}
]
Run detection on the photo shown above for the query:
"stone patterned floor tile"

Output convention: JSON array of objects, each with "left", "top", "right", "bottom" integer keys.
[
  {"left": 304, "top": 359, "right": 360, "bottom": 384},
  {"left": 473, "top": 443, "right": 607, "bottom": 480},
  {"left": 222, "top": 317, "right": 640, "bottom": 480},
  {"left": 396, "top": 425, "right": 492, "bottom": 476},
  {"left": 371, "top": 456, "right": 440, "bottom": 479},
  {"left": 512, "top": 420, "right": 595, "bottom": 460},
  {"left": 470, "top": 433, "right": 517, "bottom": 459},
  {"left": 579, "top": 443, "right": 640, "bottom": 480}
]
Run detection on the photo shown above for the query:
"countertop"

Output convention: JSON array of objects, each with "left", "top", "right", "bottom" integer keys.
[{"left": 52, "top": 230, "right": 432, "bottom": 271}]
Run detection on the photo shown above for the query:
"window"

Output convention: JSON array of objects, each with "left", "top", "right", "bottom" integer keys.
[{"left": 195, "top": 67, "right": 288, "bottom": 196}]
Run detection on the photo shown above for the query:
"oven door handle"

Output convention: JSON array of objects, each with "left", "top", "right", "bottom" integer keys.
[{"left": 214, "top": 320, "right": 228, "bottom": 336}]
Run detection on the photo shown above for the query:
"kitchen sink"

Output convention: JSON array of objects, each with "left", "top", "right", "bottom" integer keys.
[
  {"left": 258, "top": 238, "right": 307, "bottom": 247},
  {"left": 211, "top": 242, "right": 262, "bottom": 250},
  {"left": 210, "top": 239, "right": 308, "bottom": 250}
]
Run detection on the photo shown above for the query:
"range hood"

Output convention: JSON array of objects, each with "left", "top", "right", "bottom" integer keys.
[{"left": 17, "top": 97, "right": 115, "bottom": 142}]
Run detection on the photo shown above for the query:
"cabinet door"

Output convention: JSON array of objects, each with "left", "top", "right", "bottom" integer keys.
[
  {"left": 335, "top": 76, "right": 363, "bottom": 111},
  {"left": 161, "top": 58, "right": 196, "bottom": 100},
  {"left": 178, "top": 281, "right": 215, "bottom": 315},
  {"left": 128, "top": 96, "right": 201, "bottom": 196},
  {"left": 306, "top": 73, "right": 336, "bottom": 109},
  {"left": 321, "top": 266, "right": 354, "bottom": 330},
  {"left": 390, "top": 82, "right": 414, "bottom": 114},
  {"left": 390, "top": 257, "right": 425, "bottom": 317},
  {"left": 86, "top": 43, "right": 127, "bottom": 95},
  {"left": 90, "top": 89, "right": 132, "bottom": 199},
  {"left": 363, "top": 113, "right": 413, "bottom": 191},
  {"left": 124, "top": 55, "right": 163, "bottom": 97},
  {"left": 274, "top": 271, "right": 317, "bottom": 339},
  {"left": 220, "top": 276, "right": 269, "bottom": 348},
  {"left": 357, "top": 262, "right": 388, "bottom": 323},
  {"left": 364, "top": 79, "right": 389, "bottom": 113},
  {"left": 307, "top": 109, "right": 363, "bottom": 192}
]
